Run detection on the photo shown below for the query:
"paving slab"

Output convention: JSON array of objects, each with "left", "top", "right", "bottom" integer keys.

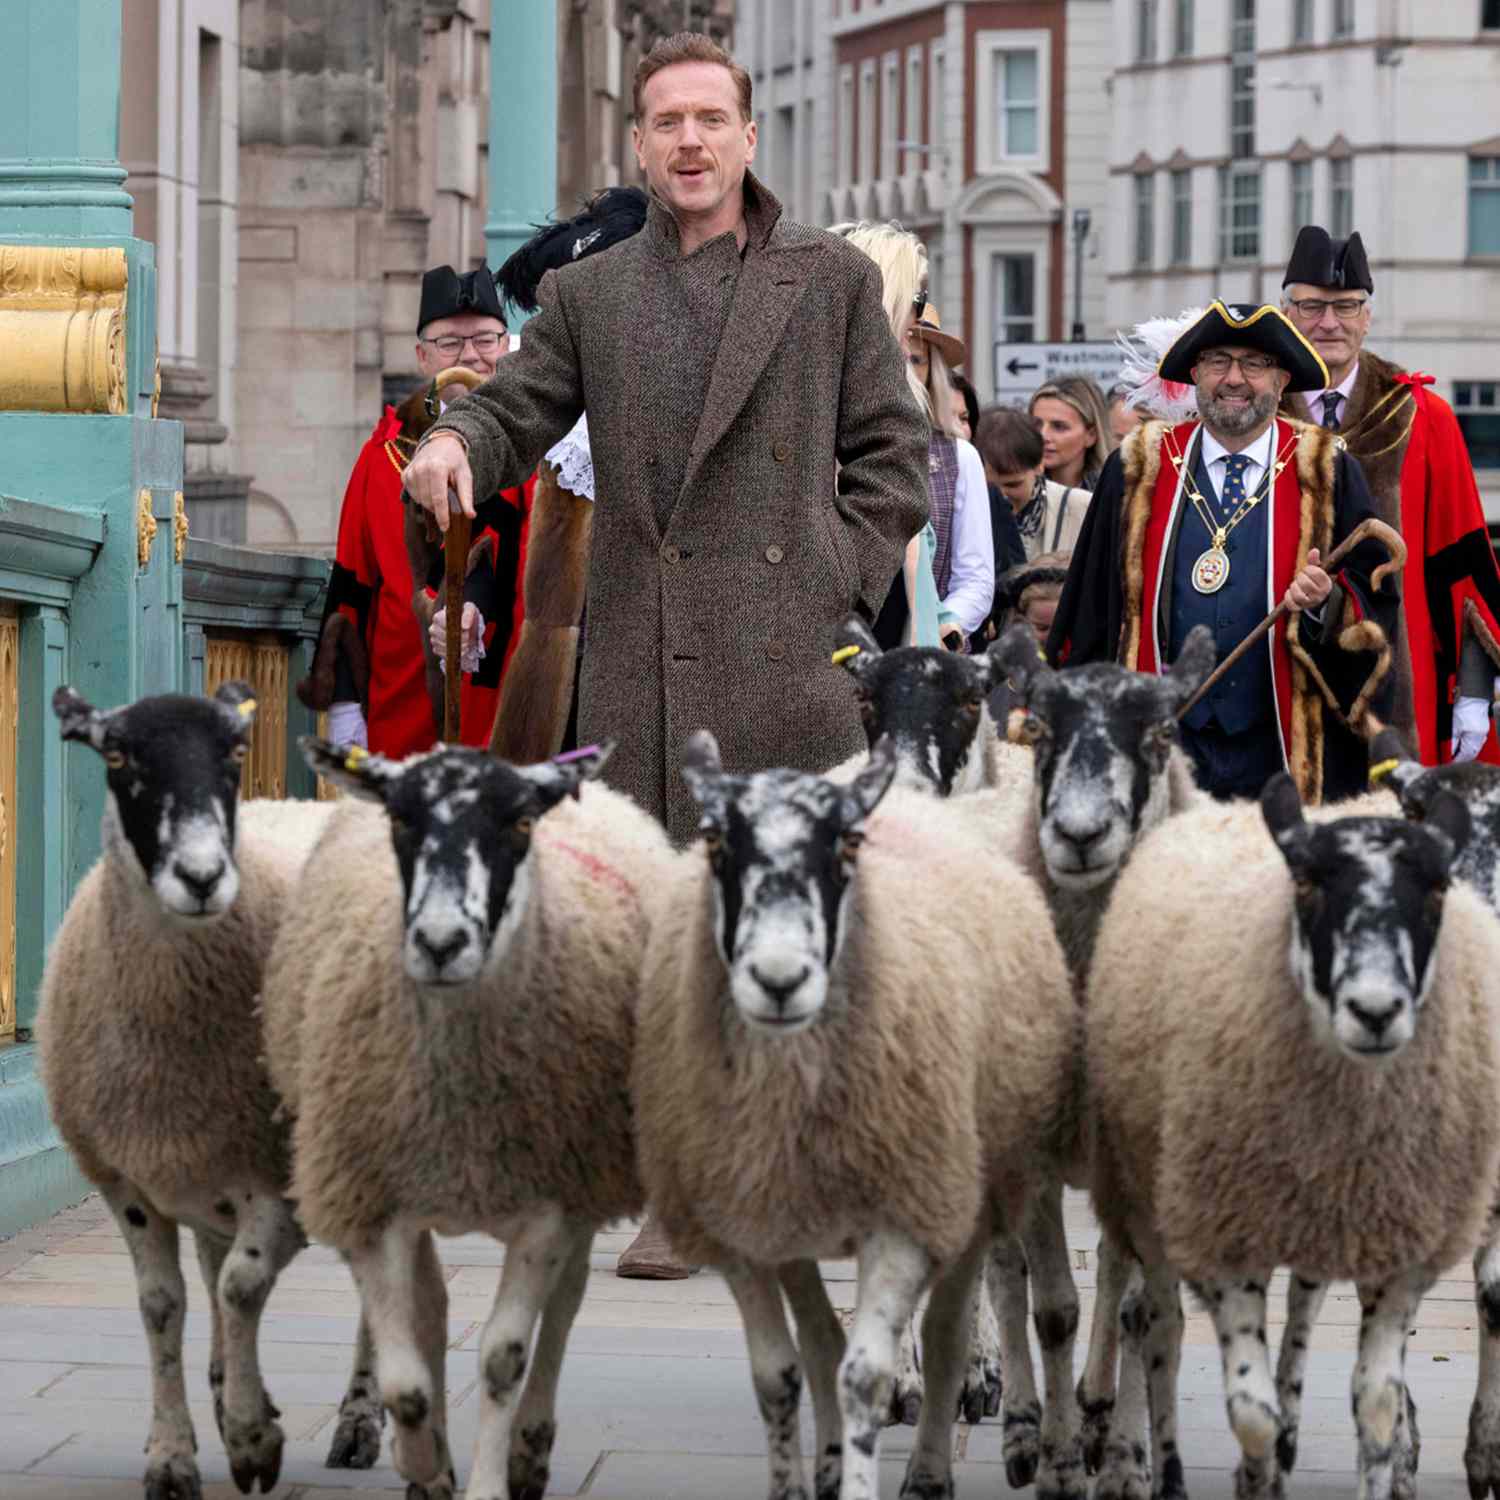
[{"left": 0, "top": 1192, "right": 1484, "bottom": 1498}]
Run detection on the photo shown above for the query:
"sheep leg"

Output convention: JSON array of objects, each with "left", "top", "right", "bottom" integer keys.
[
  {"left": 1023, "top": 1189, "right": 1087, "bottom": 1500},
  {"left": 102, "top": 1182, "right": 201, "bottom": 1500},
  {"left": 1274, "top": 1273, "right": 1329, "bottom": 1476},
  {"left": 324, "top": 1307, "right": 385, "bottom": 1470},
  {"left": 351, "top": 1223, "right": 450, "bottom": 1493},
  {"left": 960, "top": 1256, "right": 1003, "bottom": 1424},
  {"left": 193, "top": 1229, "right": 230, "bottom": 1443},
  {"left": 216, "top": 1193, "right": 300, "bottom": 1495},
  {"left": 506, "top": 1224, "right": 594, "bottom": 1500},
  {"left": 1136, "top": 1262, "right": 1186, "bottom": 1500},
  {"left": 901, "top": 1234, "right": 986, "bottom": 1500},
  {"left": 723, "top": 1259, "right": 810, "bottom": 1500},
  {"left": 1095, "top": 1262, "right": 1151, "bottom": 1500},
  {"left": 1197, "top": 1274, "right": 1279, "bottom": 1500},
  {"left": 990, "top": 1231, "right": 1043, "bottom": 1488},
  {"left": 413, "top": 1228, "right": 456, "bottom": 1496},
  {"left": 840, "top": 1230, "right": 933, "bottom": 1500},
  {"left": 466, "top": 1209, "right": 584, "bottom": 1500},
  {"left": 1467, "top": 1207, "right": 1500, "bottom": 1500},
  {"left": 1079, "top": 1231, "right": 1132, "bottom": 1474},
  {"left": 1352, "top": 1269, "right": 1429, "bottom": 1500},
  {"left": 889, "top": 1311, "right": 924, "bottom": 1425},
  {"left": 780, "top": 1259, "right": 847, "bottom": 1500}
]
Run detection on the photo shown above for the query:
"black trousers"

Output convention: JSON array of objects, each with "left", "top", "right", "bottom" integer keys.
[{"left": 1179, "top": 719, "right": 1285, "bottom": 801}]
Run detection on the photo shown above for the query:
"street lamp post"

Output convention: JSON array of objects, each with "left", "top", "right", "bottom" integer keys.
[{"left": 1071, "top": 207, "right": 1091, "bottom": 342}]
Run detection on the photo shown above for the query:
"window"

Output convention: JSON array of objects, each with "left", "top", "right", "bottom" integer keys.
[
  {"left": 991, "top": 254, "right": 1037, "bottom": 388},
  {"left": 1473, "top": 158, "right": 1500, "bottom": 255},
  {"left": 880, "top": 52, "right": 900, "bottom": 179},
  {"left": 904, "top": 47, "right": 924, "bottom": 172},
  {"left": 1455, "top": 383, "right": 1500, "bottom": 470},
  {"left": 1330, "top": 157, "right": 1353, "bottom": 238},
  {"left": 1171, "top": 168, "right": 1192, "bottom": 264},
  {"left": 1331, "top": 0, "right": 1354, "bottom": 39},
  {"left": 995, "top": 50, "right": 1040, "bottom": 159},
  {"left": 1134, "top": 174, "right": 1156, "bottom": 269},
  {"left": 929, "top": 43, "right": 945, "bottom": 162},
  {"left": 1174, "top": 0, "right": 1194, "bottom": 56},
  {"left": 1136, "top": 0, "right": 1158, "bottom": 62},
  {"left": 1486, "top": 0, "right": 1500, "bottom": 32},
  {"left": 859, "top": 60, "right": 875, "bottom": 182},
  {"left": 838, "top": 66, "right": 854, "bottom": 185},
  {"left": 1219, "top": 164, "right": 1261, "bottom": 262},
  {"left": 1290, "top": 160, "right": 1314, "bottom": 231},
  {"left": 1230, "top": 0, "right": 1256, "bottom": 160},
  {"left": 1292, "top": 0, "right": 1314, "bottom": 43}
]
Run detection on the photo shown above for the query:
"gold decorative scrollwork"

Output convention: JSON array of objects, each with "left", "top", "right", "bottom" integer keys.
[
  {"left": 0, "top": 245, "right": 128, "bottom": 414},
  {"left": 138, "top": 490, "right": 158, "bottom": 567},
  {"left": 173, "top": 491, "right": 189, "bottom": 562}
]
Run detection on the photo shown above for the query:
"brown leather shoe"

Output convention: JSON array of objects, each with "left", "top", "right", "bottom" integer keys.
[{"left": 616, "top": 1216, "right": 700, "bottom": 1279}]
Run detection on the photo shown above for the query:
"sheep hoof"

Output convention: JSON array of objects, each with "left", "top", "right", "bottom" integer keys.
[
  {"left": 814, "top": 1445, "right": 842, "bottom": 1500},
  {"left": 143, "top": 1454, "right": 203, "bottom": 1500},
  {"left": 1232, "top": 1457, "right": 1281, "bottom": 1500},
  {"left": 1078, "top": 1393, "right": 1114, "bottom": 1474},
  {"left": 899, "top": 1467, "right": 955, "bottom": 1500},
  {"left": 1007, "top": 1452, "right": 1040, "bottom": 1490},
  {"left": 225, "top": 1417, "right": 285, "bottom": 1495},
  {"left": 406, "top": 1484, "right": 455, "bottom": 1500},
  {"left": 1467, "top": 1397, "right": 1500, "bottom": 1500},
  {"left": 1274, "top": 1427, "right": 1298, "bottom": 1475},
  {"left": 1036, "top": 1437, "right": 1090, "bottom": 1500},
  {"left": 1094, "top": 1440, "right": 1152, "bottom": 1500},
  {"left": 1003, "top": 1400, "right": 1042, "bottom": 1489},
  {"left": 325, "top": 1397, "right": 384, "bottom": 1469}
]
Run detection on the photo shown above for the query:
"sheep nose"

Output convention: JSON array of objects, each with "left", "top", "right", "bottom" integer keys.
[
  {"left": 173, "top": 860, "right": 226, "bottom": 901},
  {"left": 1347, "top": 996, "right": 1403, "bottom": 1039},
  {"left": 750, "top": 964, "right": 811, "bottom": 1009},
  {"left": 414, "top": 926, "right": 471, "bottom": 971},
  {"left": 1055, "top": 819, "right": 1108, "bottom": 855}
]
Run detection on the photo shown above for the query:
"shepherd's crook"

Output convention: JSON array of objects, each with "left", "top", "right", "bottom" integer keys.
[
  {"left": 430, "top": 365, "right": 485, "bottom": 743},
  {"left": 1176, "top": 517, "right": 1406, "bottom": 723}
]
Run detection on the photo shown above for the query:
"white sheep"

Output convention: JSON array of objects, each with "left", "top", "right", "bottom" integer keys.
[
  {"left": 632, "top": 731, "right": 1080, "bottom": 1500},
  {"left": 36, "top": 684, "right": 378, "bottom": 1500},
  {"left": 263, "top": 737, "right": 672, "bottom": 1500},
  {"left": 1086, "top": 771, "right": 1500, "bottom": 1500}
]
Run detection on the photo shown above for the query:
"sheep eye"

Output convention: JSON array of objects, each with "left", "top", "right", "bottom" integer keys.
[
  {"left": 103, "top": 748, "right": 126, "bottom": 770},
  {"left": 514, "top": 816, "right": 535, "bottom": 837},
  {"left": 857, "top": 696, "right": 875, "bottom": 721},
  {"left": 837, "top": 830, "right": 864, "bottom": 867},
  {"left": 1292, "top": 877, "right": 1323, "bottom": 911},
  {"left": 1019, "top": 714, "right": 1049, "bottom": 744},
  {"left": 229, "top": 744, "right": 248, "bottom": 766},
  {"left": 961, "top": 695, "right": 982, "bottom": 718}
]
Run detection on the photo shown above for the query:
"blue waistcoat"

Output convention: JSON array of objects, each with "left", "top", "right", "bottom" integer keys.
[{"left": 1169, "top": 445, "right": 1274, "bottom": 735}]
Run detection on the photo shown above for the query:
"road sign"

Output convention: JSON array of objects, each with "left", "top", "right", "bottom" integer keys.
[{"left": 991, "top": 340, "right": 1124, "bottom": 403}]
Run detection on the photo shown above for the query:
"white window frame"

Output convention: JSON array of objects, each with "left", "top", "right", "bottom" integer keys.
[
  {"left": 1173, "top": 0, "right": 1194, "bottom": 56},
  {"left": 880, "top": 50, "right": 900, "bottom": 180},
  {"left": 1469, "top": 157, "right": 1500, "bottom": 257},
  {"left": 1134, "top": 172, "right": 1156, "bottom": 269},
  {"left": 974, "top": 29, "right": 1051, "bottom": 175},
  {"left": 1136, "top": 0, "right": 1158, "bottom": 63},
  {"left": 859, "top": 59, "right": 876, "bottom": 185},
  {"left": 838, "top": 65, "right": 854, "bottom": 186},
  {"left": 1331, "top": 0, "right": 1354, "bottom": 40},
  {"left": 1170, "top": 168, "right": 1192, "bottom": 265},
  {"left": 1292, "top": 0, "right": 1315, "bottom": 44},
  {"left": 928, "top": 42, "right": 945, "bottom": 165},
  {"left": 1454, "top": 381, "right": 1500, "bottom": 470},
  {"left": 1329, "top": 156, "right": 1353, "bottom": 239},
  {"left": 904, "top": 45, "right": 924, "bottom": 174},
  {"left": 1219, "top": 163, "right": 1262, "bottom": 264},
  {"left": 1290, "top": 159, "right": 1314, "bottom": 232}
]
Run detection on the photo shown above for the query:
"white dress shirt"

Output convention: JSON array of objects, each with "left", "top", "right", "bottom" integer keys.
[
  {"left": 940, "top": 437, "right": 997, "bottom": 637},
  {"left": 1198, "top": 422, "right": 1277, "bottom": 509},
  {"left": 1301, "top": 361, "right": 1360, "bottom": 428}
]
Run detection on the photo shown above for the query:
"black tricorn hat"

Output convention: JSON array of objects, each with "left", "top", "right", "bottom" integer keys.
[
  {"left": 495, "top": 186, "right": 648, "bottom": 316},
  {"left": 416, "top": 263, "right": 506, "bottom": 333},
  {"left": 1282, "top": 225, "right": 1374, "bottom": 293},
  {"left": 1158, "top": 300, "right": 1328, "bottom": 393}
]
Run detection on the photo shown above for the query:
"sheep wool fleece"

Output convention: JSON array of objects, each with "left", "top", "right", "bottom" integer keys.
[
  {"left": 37, "top": 833, "right": 293, "bottom": 1200},
  {"left": 262, "top": 786, "right": 668, "bottom": 1249},
  {"left": 1087, "top": 798, "right": 1500, "bottom": 1287},
  {"left": 632, "top": 787, "right": 1077, "bottom": 1272}
]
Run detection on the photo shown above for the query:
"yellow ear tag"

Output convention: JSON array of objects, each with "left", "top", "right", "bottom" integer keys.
[
  {"left": 344, "top": 746, "right": 369, "bottom": 771},
  {"left": 831, "top": 645, "right": 861, "bottom": 666},
  {"left": 1368, "top": 757, "right": 1400, "bottom": 785},
  {"left": 236, "top": 698, "right": 257, "bottom": 718}
]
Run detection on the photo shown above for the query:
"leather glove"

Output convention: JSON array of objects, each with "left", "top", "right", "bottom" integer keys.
[{"left": 1452, "top": 694, "right": 1490, "bottom": 763}]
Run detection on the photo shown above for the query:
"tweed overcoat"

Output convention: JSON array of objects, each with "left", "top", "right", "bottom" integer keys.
[{"left": 427, "top": 176, "right": 930, "bottom": 841}]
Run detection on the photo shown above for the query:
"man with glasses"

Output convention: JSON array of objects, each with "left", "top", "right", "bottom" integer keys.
[
  {"left": 1049, "top": 300, "right": 1398, "bottom": 803},
  {"left": 304, "top": 262, "right": 518, "bottom": 756},
  {"left": 1280, "top": 225, "right": 1500, "bottom": 766}
]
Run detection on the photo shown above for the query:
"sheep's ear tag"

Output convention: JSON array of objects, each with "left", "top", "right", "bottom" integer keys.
[
  {"left": 831, "top": 644, "right": 861, "bottom": 667},
  {"left": 1368, "top": 757, "right": 1400, "bottom": 787},
  {"left": 344, "top": 745, "right": 370, "bottom": 772},
  {"left": 236, "top": 697, "right": 257, "bottom": 720}
]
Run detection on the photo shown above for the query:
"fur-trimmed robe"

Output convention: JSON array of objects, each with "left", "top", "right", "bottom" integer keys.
[
  {"left": 1047, "top": 418, "right": 1400, "bottom": 804},
  {"left": 1283, "top": 351, "right": 1500, "bottom": 765}
]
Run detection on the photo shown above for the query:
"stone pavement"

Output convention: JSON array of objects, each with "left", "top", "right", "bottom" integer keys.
[{"left": 0, "top": 1192, "right": 1480, "bottom": 1498}]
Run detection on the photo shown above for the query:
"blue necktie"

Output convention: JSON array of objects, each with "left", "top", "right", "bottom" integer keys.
[
  {"left": 1220, "top": 452, "right": 1251, "bottom": 513},
  {"left": 1321, "top": 392, "right": 1342, "bottom": 429}
]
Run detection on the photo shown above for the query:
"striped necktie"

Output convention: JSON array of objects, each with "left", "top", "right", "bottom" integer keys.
[{"left": 1321, "top": 391, "right": 1342, "bottom": 429}]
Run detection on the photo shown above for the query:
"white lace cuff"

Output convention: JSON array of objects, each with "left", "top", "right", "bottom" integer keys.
[{"left": 545, "top": 414, "right": 595, "bottom": 501}]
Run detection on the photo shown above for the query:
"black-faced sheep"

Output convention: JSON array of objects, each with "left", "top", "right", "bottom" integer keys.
[
  {"left": 263, "top": 738, "right": 671, "bottom": 1500},
  {"left": 632, "top": 732, "right": 1079, "bottom": 1500},
  {"left": 35, "top": 685, "right": 377, "bottom": 1500}
]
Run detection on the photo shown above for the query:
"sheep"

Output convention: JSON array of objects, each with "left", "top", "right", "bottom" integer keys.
[
  {"left": 35, "top": 684, "right": 378, "bottom": 1500},
  {"left": 631, "top": 731, "right": 1080, "bottom": 1500},
  {"left": 1085, "top": 771, "right": 1500, "bottom": 1500},
  {"left": 262, "top": 736, "right": 672, "bottom": 1500}
]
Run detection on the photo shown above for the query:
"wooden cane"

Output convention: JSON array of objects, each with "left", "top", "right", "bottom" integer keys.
[
  {"left": 1176, "top": 517, "right": 1407, "bottom": 723},
  {"left": 431, "top": 366, "right": 486, "bottom": 743}
]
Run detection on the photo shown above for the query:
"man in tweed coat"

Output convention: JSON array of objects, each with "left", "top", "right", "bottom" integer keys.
[{"left": 403, "top": 32, "right": 929, "bottom": 845}]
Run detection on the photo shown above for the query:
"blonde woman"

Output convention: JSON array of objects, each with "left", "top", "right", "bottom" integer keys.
[
  {"left": 832, "top": 221, "right": 995, "bottom": 650},
  {"left": 1029, "top": 375, "right": 1111, "bottom": 491}
]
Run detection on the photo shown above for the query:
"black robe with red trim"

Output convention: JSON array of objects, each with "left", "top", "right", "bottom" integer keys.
[
  {"left": 1047, "top": 418, "right": 1400, "bottom": 805},
  {"left": 1283, "top": 352, "right": 1500, "bottom": 765}
]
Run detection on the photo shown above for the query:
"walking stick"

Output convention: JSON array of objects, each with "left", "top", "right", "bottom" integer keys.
[
  {"left": 1176, "top": 518, "right": 1406, "bottom": 723},
  {"left": 430, "top": 366, "right": 486, "bottom": 743}
]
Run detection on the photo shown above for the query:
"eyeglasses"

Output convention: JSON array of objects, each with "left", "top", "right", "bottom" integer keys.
[
  {"left": 1285, "top": 296, "right": 1369, "bottom": 322},
  {"left": 1196, "top": 351, "right": 1279, "bottom": 377},
  {"left": 420, "top": 332, "right": 507, "bottom": 358},
  {"left": 912, "top": 286, "right": 929, "bottom": 321}
]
